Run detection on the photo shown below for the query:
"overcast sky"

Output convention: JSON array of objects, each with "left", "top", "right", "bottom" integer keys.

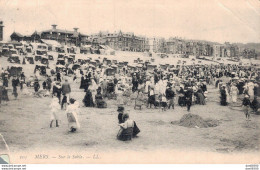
[{"left": 0, "top": 0, "right": 259, "bottom": 43}]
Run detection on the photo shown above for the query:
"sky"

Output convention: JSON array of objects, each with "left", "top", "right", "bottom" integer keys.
[{"left": 0, "top": 0, "right": 259, "bottom": 43}]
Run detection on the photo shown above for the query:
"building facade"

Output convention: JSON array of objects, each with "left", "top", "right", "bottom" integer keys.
[
  {"left": 10, "top": 25, "right": 89, "bottom": 46},
  {"left": 88, "top": 31, "right": 147, "bottom": 52},
  {"left": 7, "top": 24, "right": 246, "bottom": 57},
  {"left": 0, "top": 21, "right": 3, "bottom": 41},
  {"left": 150, "top": 37, "right": 166, "bottom": 53}
]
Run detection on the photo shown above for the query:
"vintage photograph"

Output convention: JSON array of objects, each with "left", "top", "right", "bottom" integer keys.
[{"left": 0, "top": 0, "right": 259, "bottom": 164}]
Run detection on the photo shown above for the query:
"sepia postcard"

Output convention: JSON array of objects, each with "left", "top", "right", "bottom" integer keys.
[{"left": 0, "top": 0, "right": 259, "bottom": 164}]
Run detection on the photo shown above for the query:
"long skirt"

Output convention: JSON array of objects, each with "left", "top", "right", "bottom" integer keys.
[
  {"left": 178, "top": 96, "right": 186, "bottom": 106},
  {"left": 220, "top": 95, "right": 227, "bottom": 106},
  {"left": 96, "top": 99, "right": 107, "bottom": 108},
  {"left": 13, "top": 87, "right": 18, "bottom": 98},
  {"left": 117, "top": 127, "right": 133, "bottom": 141},
  {"left": 148, "top": 95, "right": 155, "bottom": 105},
  {"left": 133, "top": 121, "right": 140, "bottom": 137},
  {"left": 67, "top": 112, "right": 80, "bottom": 131},
  {"left": 198, "top": 93, "right": 205, "bottom": 105},
  {"left": 231, "top": 93, "right": 237, "bottom": 103},
  {"left": 248, "top": 89, "right": 254, "bottom": 102},
  {"left": 1, "top": 89, "right": 9, "bottom": 101}
]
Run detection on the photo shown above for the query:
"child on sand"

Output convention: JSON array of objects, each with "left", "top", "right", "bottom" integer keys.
[
  {"left": 161, "top": 94, "right": 167, "bottom": 111},
  {"left": 49, "top": 98, "right": 60, "bottom": 128},
  {"left": 242, "top": 95, "right": 251, "bottom": 120}
]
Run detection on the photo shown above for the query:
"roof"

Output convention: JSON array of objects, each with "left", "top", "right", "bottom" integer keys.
[
  {"left": 41, "top": 56, "right": 48, "bottom": 59},
  {"left": 41, "top": 28, "right": 74, "bottom": 34},
  {"left": 36, "top": 49, "right": 47, "bottom": 51},
  {"left": 11, "top": 64, "right": 22, "bottom": 68},
  {"left": 11, "top": 32, "right": 23, "bottom": 38},
  {"left": 56, "top": 65, "right": 65, "bottom": 68},
  {"left": 41, "top": 39, "right": 61, "bottom": 47},
  {"left": 79, "top": 33, "right": 88, "bottom": 37},
  {"left": 81, "top": 45, "right": 92, "bottom": 49},
  {"left": 71, "top": 32, "right": 79, "bottom": 38},
  {"left": 35, "top": 64, "right": 46, "bottom": 67},
  {"left": 99, "top": 45, "right": 107, "bottom": 49},
  {"left": 31, "top": 31, "right": 42, "bottom": 36}
]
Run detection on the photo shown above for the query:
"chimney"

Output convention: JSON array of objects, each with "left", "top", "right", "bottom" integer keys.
[
  {"left": 51, "top": 24, "right": 57, "bottom": 29},
  {"left": 73, "top": 28, "right": 79, "bottom": 32}
]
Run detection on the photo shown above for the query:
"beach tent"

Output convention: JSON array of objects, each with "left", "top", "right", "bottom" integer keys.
[
  {"left": 8, "top": 65, "right": 23, "bottom": 77},
  {"left": 80, "top": 45, "right": 92, "bottom": 54}
]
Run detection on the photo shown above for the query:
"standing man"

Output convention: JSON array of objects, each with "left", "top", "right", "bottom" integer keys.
[
  {"left": 12, "top": 76, "right": 19, "bottom": 99},
  {"left": 185, "top": 86, "right": 193, "bottom": 112},
  {"left": 166, "top": 83, "right": 175, "bottom": 109},
  {"left": 57, "top": 71, "right": 61, "bottom": 82},
  {"left": 46, "top": 76, "right": 52, "bottom": 92},
  {"left": 61, "top": 79, "right": 71, "bottom": 109}
]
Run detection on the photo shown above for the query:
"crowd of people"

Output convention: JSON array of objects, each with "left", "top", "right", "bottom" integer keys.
[{"left": 1, "top": 58, "right": 260, "bottom": 141}]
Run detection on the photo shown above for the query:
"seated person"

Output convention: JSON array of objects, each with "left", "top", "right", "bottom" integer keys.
[{"left": 117, "top": 114, "right": 134, "bottom": 141}]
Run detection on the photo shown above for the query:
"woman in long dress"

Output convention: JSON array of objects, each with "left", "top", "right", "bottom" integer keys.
[
  {"left": 89, "top": 78, "right": 98, "bottom": 103},
  {"left": 83, "top": 89, "right": 94, "bottom": 107},
  {"left": 247, "top": 80, "right": 258, "bottom": 102},
  {"left": 220, "top": 86, "right": 228, "bottom": 106},
  {"left": 230, "top": 83, "right": 239, "bottom": 103},
  {"left": 66, "top": 98, "right": 80, "bottom": 132}
]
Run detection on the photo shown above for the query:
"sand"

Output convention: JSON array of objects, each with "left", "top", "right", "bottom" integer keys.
[
  {"left": 172, "top": 113, "right": 219, "bottom": 128},
  {"left": 0, "top": 53, "right": 259, "bottom": 160}
]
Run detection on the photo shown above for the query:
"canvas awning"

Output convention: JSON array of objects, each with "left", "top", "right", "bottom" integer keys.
[
  {"left": 41, "top": 39, "right": 61, "bottom": 47},
  {"left": 81, "top": 45, "right": 92, "bottom": 49}
]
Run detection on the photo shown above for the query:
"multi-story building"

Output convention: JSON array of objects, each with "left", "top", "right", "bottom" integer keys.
[
  {"left": 153, "top": 37, "right": 166, "bottom": 53},
  {"left": 144, "top": 38, "right": 151, "bottom": 52},
  {"left": 211, "top": 42, "right": 240, "bottom": 58},
  {"left": 213, "top": 44, "right": 224, "bottom": 58},
  {"left": 223, "top": 42, "right": 239, "bottom": 58},
  {"left": 7, "top": 24, "right": 246, "bottom": 56},
  {"left": 241, "top": 48, "right": 257, "bottom": 59},
  {"left": 0, "top": 21, "right": 3, "bottom": 41},
  {"left": 166, "top": 38, "right": 186, "bottom": 54},
  {"left": 40, "top": 25, "right": 89, "bottom": 46},
  {"left": 10, "top": 25, "right": 89, "bottom": 46},
  {"left": 89, "top": 30, "right": 147, "bottom": 52}
]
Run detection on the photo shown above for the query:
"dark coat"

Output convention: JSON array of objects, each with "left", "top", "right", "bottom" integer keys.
[{"left": 61, "top": 82, "right": 71, "bottom": 94}]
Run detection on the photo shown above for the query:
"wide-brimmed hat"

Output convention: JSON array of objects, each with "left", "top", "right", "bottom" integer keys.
[{"left": 117, "top": 106, "right": 124, "bottom": 112}]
